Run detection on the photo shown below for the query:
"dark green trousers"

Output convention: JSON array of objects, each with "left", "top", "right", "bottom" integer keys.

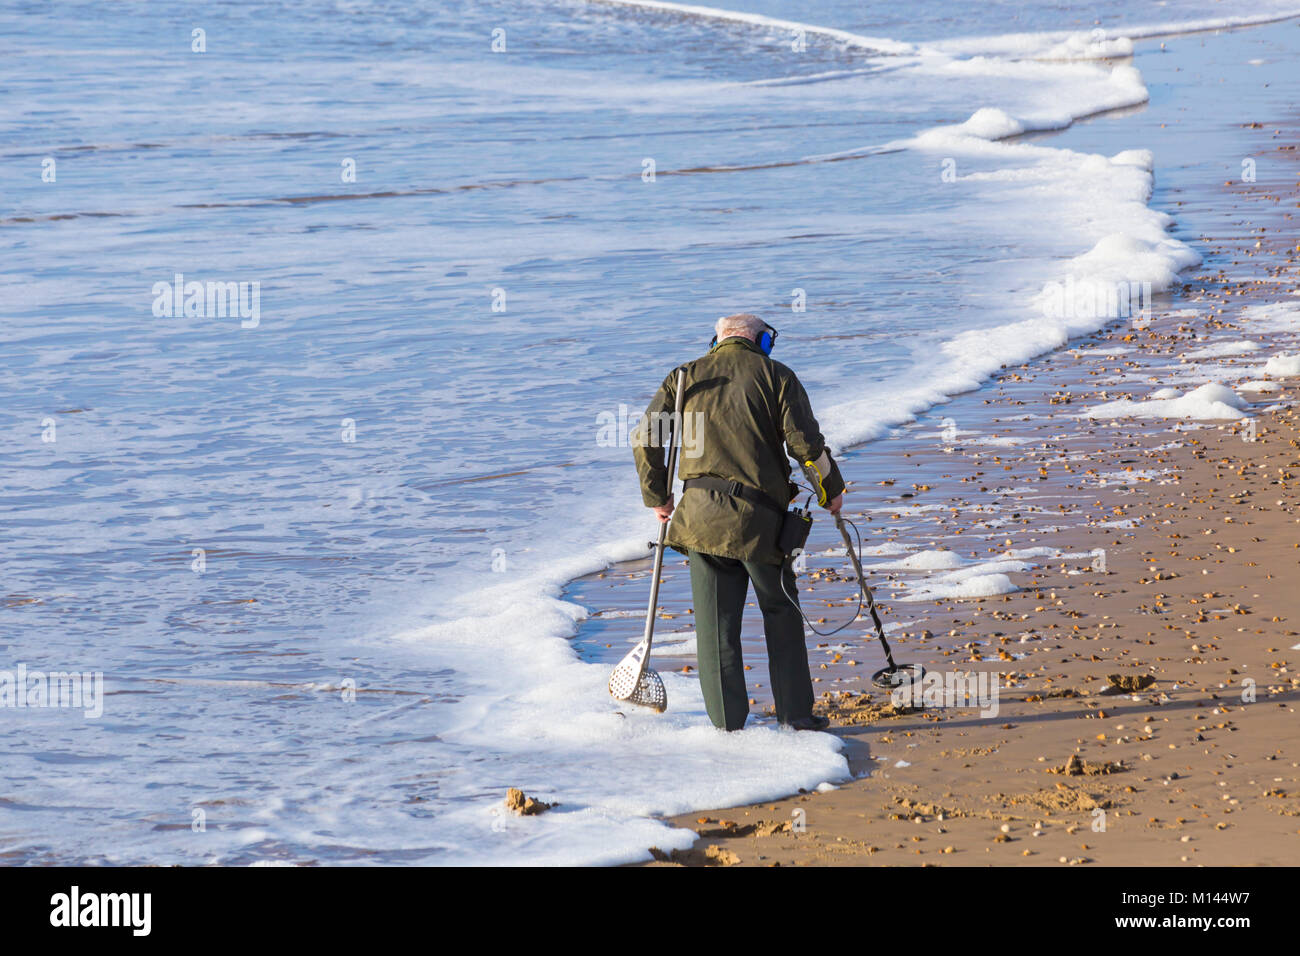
[{"left": 687, "top": 550, "right": 814, "bottom": 731}]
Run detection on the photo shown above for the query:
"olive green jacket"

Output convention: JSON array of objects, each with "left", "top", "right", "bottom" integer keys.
[{"left": 632, "top": 337, "right": 845, "bottom": 565}]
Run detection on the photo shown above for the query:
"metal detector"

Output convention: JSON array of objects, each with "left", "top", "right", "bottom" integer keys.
[{"left": 833, "top": 514, "right": 925, "bottom": 690}]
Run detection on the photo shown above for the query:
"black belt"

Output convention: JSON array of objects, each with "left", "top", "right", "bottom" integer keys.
[{"left": 682, "top": 476, "right": 785, "bottom": 514}]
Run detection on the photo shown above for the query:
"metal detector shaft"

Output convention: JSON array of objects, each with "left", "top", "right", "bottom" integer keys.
[
  {"left": 639, "top": 368, "right": 687, "bottom": 652},
  {"left": 835, "top": 514, "right": 898, "bottom": 671}
]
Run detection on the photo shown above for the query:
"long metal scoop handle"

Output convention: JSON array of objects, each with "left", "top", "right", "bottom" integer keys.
[{"left": 638, "top": 368, "right": 687, "bottom": 654}]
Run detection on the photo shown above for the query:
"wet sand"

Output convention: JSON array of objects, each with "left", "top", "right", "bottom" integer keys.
[{"left": 652, "top": 380, "right": 1299, "bottom": 866}]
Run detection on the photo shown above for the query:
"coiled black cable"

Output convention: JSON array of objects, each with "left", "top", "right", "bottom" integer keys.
[{"left": 780, "top": 512, "right": 867, "bottom": 638}]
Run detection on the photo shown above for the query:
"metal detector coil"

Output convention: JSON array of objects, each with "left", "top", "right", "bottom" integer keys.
[{"left": 871, "top": 662, "right": 925, "bottom": 690}]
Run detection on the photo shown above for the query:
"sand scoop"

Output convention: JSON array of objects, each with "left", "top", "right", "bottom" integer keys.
[
  {"left": 608, "top": 368, "right": 685, "bottom": 713},
  {"left": 606, "top": 630, "right": 667, "bottom": 712}
]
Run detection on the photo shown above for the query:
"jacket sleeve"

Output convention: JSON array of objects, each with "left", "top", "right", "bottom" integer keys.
[
  {"left": 631, "top": 369, "right": 679, "bottom": 508},
  {"left": 780, "top": 372, "right": 845, "bottom": 506}
]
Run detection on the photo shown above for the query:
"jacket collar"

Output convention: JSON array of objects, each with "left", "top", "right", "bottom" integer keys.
[{"left": 713, "top": 336, "right": 763, "bottom": 355}]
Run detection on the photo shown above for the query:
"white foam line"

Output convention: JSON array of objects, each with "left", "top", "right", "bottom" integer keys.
[
  {"left": 1098, "top": 9, "right": 1300, "bottom": 40},
  {"left": 583, "top": 0, "right": 917, "bottom": 55},
  {"left": 805, "top": 92, "right": 1148, "bottom": 163},
  {"left": 738, "top": 65, "right": 899, "bottom": 87},
  {"left": 931, "top": 9, "right": 1300, "bottom": 57}
]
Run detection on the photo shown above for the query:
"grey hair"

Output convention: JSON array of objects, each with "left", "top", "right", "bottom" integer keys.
[{"left": 714, "top": 313, "right": 767, "bottom": 342}]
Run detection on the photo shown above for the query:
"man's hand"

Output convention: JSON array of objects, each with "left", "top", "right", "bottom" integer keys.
[
  {"left": 652, "top": 495, "right": 675, "bottom": 524},
  {"left": 827, "top": 493, "right": 843, "bottom": 516}
]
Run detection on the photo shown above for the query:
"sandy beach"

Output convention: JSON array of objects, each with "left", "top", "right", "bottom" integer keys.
[{"left": 8, "top": 0, "right": 1300, "bottom": 878}]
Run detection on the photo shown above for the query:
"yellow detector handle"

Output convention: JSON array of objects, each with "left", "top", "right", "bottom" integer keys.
[{"left": 802, "top": 453, "right": 830, "bottom": 507}]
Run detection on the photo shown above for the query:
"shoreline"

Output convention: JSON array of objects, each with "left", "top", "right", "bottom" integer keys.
[
  {"left": 632, "top": 132, "right": 1300, "bottom": 864},
  {"left": 559, "top": 27, "right": 1300, "bottom": 865}
]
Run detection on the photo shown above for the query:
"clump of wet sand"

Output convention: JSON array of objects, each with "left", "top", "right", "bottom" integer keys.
[
  {"left": 505, "top": 788, "right": 555, "bottom": 815},
  {"left": 1048, "top": 754, "right": 1128, "bottom": 776}
]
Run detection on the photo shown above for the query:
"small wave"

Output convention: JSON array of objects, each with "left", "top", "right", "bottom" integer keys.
[
  {"left": 737, "top": 64, "right": 907, "bottom": 87},
  {"left": 584, "top": 0, "right": 916, "bottom": 55},
  {"left": 929, "top": 9, "right": 1300, "bottom": 59}
]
